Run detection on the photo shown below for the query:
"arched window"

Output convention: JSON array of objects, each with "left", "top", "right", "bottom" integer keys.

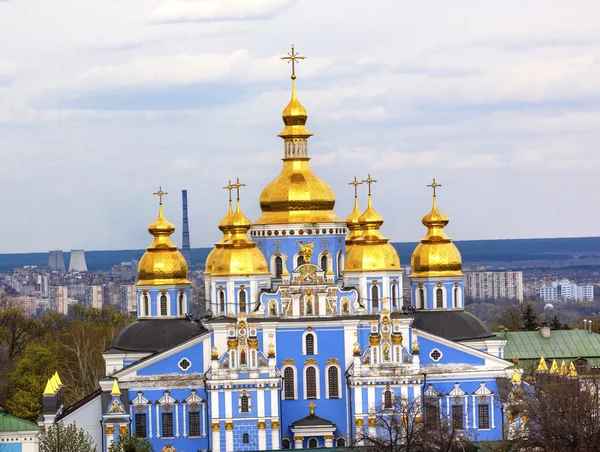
[
  {"left": 436, "top": 288, "right": 443, "bottom": 308},
  {"left": 320, "top": 254, "right": 328, "bottom": 272},
  {"left": 284, "top": 367, "right": 295, "bottom": 400},
  {"left": 219, "top": 289, "right": 225, "bottom": 314},
  {"left": 371, "top": 284, "right": 379, "bottom": 309},
  {"left": 306, "top": 366, "right": 317, "bottom": 399},
  {"left": 418, "top": 287, "right": 425, "bottom": 309},
  {"left": 178, "top": 293, "right": 184, "bottom": 315},
  {"left": 240, "top": 349, "right": 247, "bottom": 366},
  {"left": 240, "top": 395, "right": 249, "bottom": 413},
  {"left": 454, "top": 287, "right": 459, "bottom": 308},
  {"left": 392, "top": 283, "right": 398, "bottom": 308},
  {"left": 239, "top": 290, "right": 246, "bottom": 313},
  {"left": 143, "top": 295, "right": 149, "bottom": 316},
  {"left": 308, "top": 438, "right": 318, "bottom": 448},
  {"left": 384, "top": 389, "right": 393, "bottom": 409},
  {"left": 297, "top": 255, "right": 305, "bottom": 266},
  {"left": 337, "top": 251, "right": 343, "bottom": 276},
  {"left": 337, "top": 438, "right": 346, "bottom": 447},
  {"left": 282, "top": 438, "right": 291, "bottom": 449},
  {"left": 160, "top": 294, "right": 168, "bottom": 316},
  {"left": 306, "top": 333, "right": 315, "bottom": 355},
  {"left": 242, "top": 433, "right": 249, "bottom": 444},
  {"left": 275, "top": 256, "right": 283, "bottom": 278},
  {"left": 328, "top": 366, "right": 339, "bottom": 399}
]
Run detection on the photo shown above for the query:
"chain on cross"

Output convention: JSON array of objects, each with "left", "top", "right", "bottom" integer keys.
[
  {"left": 153, "top": 186, "right": 168, "bottom": 205},
  {"left": 280, "top": 44, "right": 306, "bottom": 80},
  {"left": 348, "top": 176, "right": 363, "bottom": 199},
  {"left": 427, "top": 178, "right": 442, "bottom": 197},
  {"left": 362, "top": 173, "right": 377, "bottom": 196}
]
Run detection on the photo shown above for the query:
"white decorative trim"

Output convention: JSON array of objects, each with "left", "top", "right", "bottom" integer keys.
[
  {"left": 178, "top": 357, "right": 192, "bottom": 371},
  {"left": 302, "top": 329, "right": 318, "bottom": 355},
  {"left": 429, "top": 348, "right": 443, "bottom": 362},
  {"left": 434, "top": 285, "right": 447, "bottom": 309},
  {"left": 282, "top": 364, "right": 298, "bottom": 400}
]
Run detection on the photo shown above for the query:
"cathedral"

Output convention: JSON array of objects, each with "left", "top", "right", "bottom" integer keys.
[{"left": 40, "top": 48, "right": 513, "bottom": 451}]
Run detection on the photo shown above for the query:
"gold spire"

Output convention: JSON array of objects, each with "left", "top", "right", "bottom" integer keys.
[
  {"left": 43, "top": 378, "right": 55, "bottom": 396},
  {"left": 212, "top": 179, "right": 269, "bottom": 276},
  {"left": 137, "top": 187, "right": 190, "bottom": 286},
  {"left": 537, "top": 356, "right": 549, "bottom": 372},
  {"left": 410, "top": 179, "right": 463, "bottom": 278},
  {"left": 111, "top": 379, "right": 121, "bottom": 396},
  {"left": 54, "top": 371, "right": 62, "bottom": 386},
  {"left": 568, "top": 361, "right": 578, "bottom": 377},
  {"left": 559, "top": 360, "right": 568, "bottom": 376},
  {"left": 511, "top": 368, "right": 521, "bottom": 384},
  {"left": 345, "top": 174, "right": 400, "bottom": 273},
  {"left": 255, "top": 45, "right": 340, "bottom": 225},
  {"left": 549, "top": 359, "right": 559, "bottom": 374}
]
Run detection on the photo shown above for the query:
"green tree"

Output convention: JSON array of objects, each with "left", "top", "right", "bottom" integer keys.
[
  {"left": 39, "top": 422, "right": 96, "bottom": 452},
  {"left": 549, "top": 314, "right": 563, "bottom": 330},
  {"left": 109, "top": 434, "right": 154, "bottom": 452},
  {"left": 492, "top": 305, "right": 524, "bottom": 331},
  {"left": 521, "top": 303, "right": 540, "bottom": 331}
]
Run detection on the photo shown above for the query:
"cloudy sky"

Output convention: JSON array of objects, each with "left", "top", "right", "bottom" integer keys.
[{"left": 0, "top": 0, "right": 598, "bottom": 253}]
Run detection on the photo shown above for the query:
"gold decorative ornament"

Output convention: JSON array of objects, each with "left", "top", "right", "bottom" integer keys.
[
  {"left": 293, "top": 436, "right": 305, "bottom": 441},
  {"left": 353, "top": 342, "right": 361, "bottom": 355},
  {"left": 305, "top": 358, "right": 317, "bottom": 365},
  {"left": 346, "top": 176, "right": 364, "bottom": 249},
  {"left": 355, "top": 418, "right": 364, "bottom": 427},
  {"left": 211, "top": 346, "right": 219, "bottom": 359},
  {"left": 106, "top": 426, "right": 114, "bottom": 435},
  {"left": 391, "top": 334, "right": 403, "bottom": 345},
  {"left": 225, "top": 422, "right": 234, "bottom": 431},
  {"left": 324, "top": 435, "right": 335, "bottom": 440},
  {"left": 247, "top": 338, "right": 259, "bottom": 349},
  {"left": 326, "top": 357, "right": 339, "bottom": 365},
  {"left": 268, "top": 343, "right": 275, "bottom": 357},
  {"left": 282, "top": 358, "right": 295, "bottom": 366},
  {"left": 412, "top": 340, "right": 420, "bottom": 353},
  {"left": 298, "top": 241, "right": 315, "bottom": 263},
  {"left": 257, "top": 421, "right": 266, "bottom": 430},
  {"left": 410, "top": 179, "right": 463, "bottom": 278},
  {"left": 119, "top": 425, "right": 128, "bottom": 435},
  {"left": 436, "top": 281, "right": 442, "bottom": 287},
  {"left": 308, "top": 401, "right": 317, "bottom": 416},
  {"left": 137, "top": 187, "right": 191, "bottom": 286},
  {"left": 369, "top": 335, "right": 381, "bottom": 346},
  {"left": 211, "top": 422, "right": 220, "bottom": 431},
  {"left": 271, "top": 421, "right": 280, "bottom": 429},
  {"left": 368, "top": 417, "right": 376, "bottom": 427}
]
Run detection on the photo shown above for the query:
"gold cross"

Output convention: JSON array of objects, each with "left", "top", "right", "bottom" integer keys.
[
  {"left": 308, "top": 402, "right": 316, "bottom": 416},
  {"left": 427, "top": 178, "right": 442, "bottom": 197},
  {"left": 280, "top": 45, "right": 306, "bottom": 80},
  {"left": 153, "top": 186, "right": 168, "bottom": 205},
  {"left": 362, "top": 173, "right": 377, "bottom": 196},
  {"left": 222, "top": 180, "right": 234, "bottom": 203},
  {"left": 234, "top": 177, "right": 246, "bottom": 202},
  {"left": 348, "top": 176, "right": 363, "bottom": 199}
]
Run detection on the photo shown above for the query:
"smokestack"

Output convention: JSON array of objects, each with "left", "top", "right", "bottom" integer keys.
[
  {"left": 181, "top": 190, "right": 192, "bottom": 267},
  {"left": 48, "top": 250, "right": 66, "bottom": 272},
  {"left": 68, "top": 249, "right": 88, "bottom": 272}
]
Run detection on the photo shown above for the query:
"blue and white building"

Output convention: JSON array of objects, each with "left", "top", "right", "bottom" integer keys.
[{"left": 40, "top": 67, "right": 513, "bottom": 451}]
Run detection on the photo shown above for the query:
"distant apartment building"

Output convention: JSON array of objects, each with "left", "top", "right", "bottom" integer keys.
[
  {"left": 539, "top": 279, "right": 594, "bottom": 302},
  {"left": 90, "top": 285, "right": 104, "bottom": 309},
  {"left": 49, "top": 286, "right": 69, "bottom": 315},
  {"left": 465, "top": 271, "right": 524, "bottom": 302},
  {"left": 14, "top": 296, "right": 40, "bottom": 316}
]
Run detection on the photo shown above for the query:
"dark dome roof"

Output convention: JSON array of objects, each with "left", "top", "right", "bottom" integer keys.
[
  {"left": 110, "top": 319, "right": 206, "bottom": 353},
  {"left": 412, "top": 310, "right": 494, "bottom": 341}
]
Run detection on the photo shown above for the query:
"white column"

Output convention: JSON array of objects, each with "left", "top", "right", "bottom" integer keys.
[
  {"left": 156, "top": 405, "right": 161, "bottom": 438},
  {"left": 325, "top": 436, "right": 334, "bottom": 448},
  {"left": 271, "top": 423, "right": 280, "bottom": 450},
  {"left": 464, "top": 396, "right": 468, "bottom": 430},
  {"left": 270, "top": 389, "right": 278, "bottom": 417},
  {"left": 212, "top": 426, "right": 220, "bottom": 452},
  {"left": 317, "top": 293, "right": 326, "bottom": 316},
  {"left": 295, "top": 437, "right": 303, "bottom": 449},
  {"left": 227, "top": 281, "right": 235, "bottom": 315},
  {"left": 367, "top": 387, "right": 375, "bottom": 412},
  {"left": 354, "top": 387, "right": 363, "bottom": 415},
  {"left": 226, "top": 427, "right": 234, "bottom": 451},
  {"left": 292, "top": 294, "right": 300, "bottom": 317},
  {"left": 106, "top": 427, "right": 114, "bottom": 450},
  {"left": 258, "top": 424, "right": 267, "bottom": 450},
  {"left": 472, "top": 396, "right": 476, "bottom": 429},
  {"left": 148, "top": 405, "right": 153, "bottom": 439},
  {"left": 225, "top": 391, "right": 232, "bottom": 419},
  {"left": 182, "top": 403, "right": 187, "bottom": 438},
  {"left": 175, "top": 402, "right": 180, "bottom": 438},
  {"left": 491, "top": 395, "right": 495, "bottom": 429},
  {"left": 211, "top": 390, "right": 219, "bottom": 420},
  {"left": 257, "top": 389, "right": 265, "bottom": 417}
]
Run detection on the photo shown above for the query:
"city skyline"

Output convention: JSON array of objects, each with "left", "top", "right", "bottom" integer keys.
[{"left": 1, "top": 0, "right": 600, "bottom": 252}]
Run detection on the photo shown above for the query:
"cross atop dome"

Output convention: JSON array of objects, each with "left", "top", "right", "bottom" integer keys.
[
  {"left": 280, "top": 45, "right": 306, "bottom": 80},
  {"left": 427, "top": 178, "right": 442, "bottom": 197},
  {"left": 153, "top": 185, "right": 168, "bottom": 205}
]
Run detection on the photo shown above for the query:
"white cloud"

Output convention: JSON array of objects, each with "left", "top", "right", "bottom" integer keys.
[{"left": 152, "top": 0, "right": 295, "bottom": 22}]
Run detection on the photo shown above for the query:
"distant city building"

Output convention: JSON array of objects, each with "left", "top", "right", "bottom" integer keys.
[
  {"left": 68, "top": 249, "right": 88, "bottom": 272},
  {"left": 90, "top": 285, "right": 104, "bottom": 309},
  {"left": 48, "top": 250, "right": 66, "bottom": 272},
  {"left": 465, "top": 271, "right": 524, "bottom": 302},
  {"left": 14, "top": 296, "right": 40, "bottom": 316},
  {"left": 540, "top": 279, "right": 594, "bottom": 302},
  {"left": 49, "top": 286, "right": 69, "bottom": 314}
]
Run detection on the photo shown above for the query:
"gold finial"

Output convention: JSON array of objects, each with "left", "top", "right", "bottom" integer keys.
[
  {"left": 280, "top": 44, "right": 306, "bottom": 80},
  {"left": 153, "top": 185, "right": 168, "bottom": 205},
  {"left": 54, "top": 371, "right": 63, "bottom": 387},
  {"left": 362, "top": 173, "right": 377, "bottom": 197},
  {"left": 43, "top": 378, "right": 55, "bottom": 396},
  {"left": 549, "top": 359, "right": 559, "bottom": 374},
  {"left": 223, "top": 180, "right": 234, "bottom": 205},
  {"left": 537, "top": 356, "right": 549, "bottom": 372},
  {"left": 568, "top": 361, "right": 578, "bottom": 377},
  {"left": 111, "top": 379, "right": 121, "bottom": 396},
  {"left": 348, "top": 176, "right": 363, "bottom": 199},
  {"left": 234, "top": 178, "right": 246, "bottom": 203},
  {"left": 308, "top": 401, "right": 316, "bottom": 416},
  {"left": 512, "top": 368, "right": 521, "bottom": 384},
  {"left": 427, "top": 178, "right": 442, "bottom": 198}
]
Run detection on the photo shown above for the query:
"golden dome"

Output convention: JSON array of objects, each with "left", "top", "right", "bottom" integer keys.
[
  {"left": 345, "top": 189, "right": 401, "bottom": 273},
  {"left": 212, "top": 200, "right": 270, "bottom": 277},
  {"left": 410, "top": 194, "right": 463, "bottom": 278},
  {"left": 137, "top": 203, "right": 190, "bottom": 286},
  {"left": 254, "top": 78, "right": 342, "bottom": 225},
  {"left": 205, "top": 189, "right": 235, "bottom": 276}
]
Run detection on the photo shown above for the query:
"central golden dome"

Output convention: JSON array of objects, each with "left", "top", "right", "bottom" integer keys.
[
  {"left": 137, "top": 202, "right": 190, "bottom": 286},
  {"left": 254, "top": 78, "right": 342, "bottom": 225},
  {"left": 411, "top": 194, "right": 463, "bottom": 278}
]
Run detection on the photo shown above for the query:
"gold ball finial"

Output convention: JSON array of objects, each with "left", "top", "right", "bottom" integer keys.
[{"left": 308, "top": 401, "right": 316, "bottom": 416}]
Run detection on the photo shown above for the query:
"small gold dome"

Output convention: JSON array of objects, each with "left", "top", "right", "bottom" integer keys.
[
  {"left": 345, "top": 195, "right": 401, "bottom": 272},
  {"left": 411, "top": 196, "right": 463, "bottom": 278},
  {"left": 137, "top": 204, "right": 190, "bottom": 286},
  {"left": 212, "top": 201, "right": 270, "bottom": 277},
  {"left": 205, "top": 200, "right": 234, "bottom": 276},
  {"left": 279, "top": 79, "right": 312, "bottom": 139},
  {"left": 346, "top": 196, "right": 363, "bottom": 246}
]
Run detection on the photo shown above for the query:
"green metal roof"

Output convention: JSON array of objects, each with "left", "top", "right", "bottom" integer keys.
[
  {"left": 0, "top": 412, "right": 39, "bottom": 432},
  {"left": 501, "top": 330, "right": 600, "bottom": 362}
]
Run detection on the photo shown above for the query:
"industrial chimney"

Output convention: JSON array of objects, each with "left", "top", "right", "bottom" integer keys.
[
  {"left": 68, "top": 249, "right": 88, "bottom": 272},
  {"left": 48, "top": 250, "right": 66, "bottom": 272},
  {"left": 181, "top": 190, "right": 192, "bottom": 267}
]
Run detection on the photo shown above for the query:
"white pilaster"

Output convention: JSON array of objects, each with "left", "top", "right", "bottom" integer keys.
[
  {"left": 212, "top": 428, "right": 220, "bottom": 452},
  {"left": 175, "top": 402, "right": 180, "bottom": 438},
  {"left": 271, "top": 389, "right": 278, "bottom": 416},
  {"left": 148, "top": 405, "right": 153, "bottom": 439},
  {"left": 225, "top": 391, "right": 232, "bottom": 419},
  {"left": 226, "top": 428, "right": 234, "bottom": 451},
  {"left": 295, "top": 437, "right": 303, "bottom": 449},
  {"left": 367, "top": 386, "right": 375, "bottom": 412},
  {"left": 182, "top": 403, "right": 187, "bottom": 438},
  {"left": 258, "top": 426, "right": 267, "bottom": 450},
  {"left": 257, "top": 389, "right": 265, "bottom": 417},
  {"left": 354, "top": 387, "right": 363, "bottom": 415},
  {"left": 271, "top": 424, "right": 280, "bottom": 450},
  {"left": 155, "top": 405, "right": 160, "bottom": 438}
]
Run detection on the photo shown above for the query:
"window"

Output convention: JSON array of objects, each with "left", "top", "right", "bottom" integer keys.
[
  {"left": 436, "top": 288, "right": 443, "bottom": 308},
  {"left": 384, "top": 390, "right": 393, "bottom": 409},
  {"left": 392, "top": 283, "right": 398, "bottom": 308},
  {"left": 188, "top": 411, "right": 200, "bottom": 437},
  {"left": 275, "top": 256, "right": 283, "bottom": 278},
  {"left": 430, "top": 349, "right": 442, "bottom": 362},
  {"left": 219, "top": 290, "right": 225, "bottom": 314},
  {"left": 297, "top": 255, "right": 305, "bottom": 266},
  {"left": 306, "top": 333, "right": 315, "bottom": 355},
  {"left": 320, "top": 255, "right": 328, "bottom": 272},
  {"left": 306, "top": 366, "right": 317, "bottom": 399},
  {"left": 162, "top": 412, "right": 174, "bottom": 437},
  {"left": 337, "top": 252, "right": 343, "bottom": 276},
  {"left": 425, "top": 401, "right": 439, "bottom": 428},
  {"left": 243, "top": 433, "right": 249, "bottom": 444},
  {"left": 284, "top": 367, "right": 295, "bottom": 400},
  {"left": 328, "top": 366, "right": 339, "bottom": 399},
  {"left": 241, "top": 395, "right": 250, "bottom": 413},
  {"left": 160, "top": 294, "right": 168, "bottom": 316},
  {"left": 371, "top": 285, "right": 379, "bottom": 309},
  {"left": 282, "top": 438, "right": 291, "bottom": 449},
  {"left": 451, "top": 405, "right": 464, "bottom": 430},
  {"left": 308, "top": 438, "right": 318, "bottom": 448},
  {"left": 337, "top": 438, "right": 346, "bottom": 447},
  {"left": 143, "top": 295, "right": 149, "bottom": 316},
  {"left": 179, "top": 293, "right": 184, "bottom": 315},
  {"left": 239, "top": 290, "right": 246, "bottom": 313},
  {"left": 478, "top": 404, "right": 490, "bottom": 429},
  {"left": 418, "top": 287, "right": 425, "bottom": 309},
  {"left": 135, "top": 413, "right": 147, "bottom": 438},
  {"left": 454, "top": 287, "right": 459, "bottom": 308},
  {"left": 178, "top": 358, "right": 191, "bottom": 371}
]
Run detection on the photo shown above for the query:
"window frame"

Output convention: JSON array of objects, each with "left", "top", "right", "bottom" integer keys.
[
  {"left": 160, "top": 293, "right": 169, "bottom": 316},
  {"left": 161, "top": 411, "right": 174, "bottom": 438},
  {"left": 326, "top": 364, "right": 341, "bottom": 399},
  {"left": 478, "top": 403, "right": 490, "bottom": 429},
  {"left": 371, "top": 284, "right": 379, "bottom": 309},
  {"left": 436, "top": 287, "right": 444, "bottom": 308},
  {"left": 275, "top": 256, "right": 283, "bottom": 279},
  {"left": 282, "top": 365, "right": 297, "bottom": 400},
  {"left": 304, "top": 365, "right": 320, "bottom": 400},
  {"left": 188, "top": 410, "right": 201, "bottom": 437},
  {"left": 135, "top": 412, "right": 147, "bottom": 438},
  {"left": 302, "top": 329, "right": 318, "bottom": 355},
  {"left": 451, "top": 404, "right": 464, "bottom": 430}
]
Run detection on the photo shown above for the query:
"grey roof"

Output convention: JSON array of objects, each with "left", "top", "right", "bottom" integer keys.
[
  {"left": 409, "top": 310, "right": 494, "bottom": 341},
  {"left": 291, "top": 414, "right": 336, "bottom": 428},
  {"left": 110, "top": 319, "right": 206, "bottom": 353}
]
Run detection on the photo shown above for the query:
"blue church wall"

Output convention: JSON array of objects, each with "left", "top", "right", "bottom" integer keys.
[
  {"left": 411, "top": 279, "right": 464, "bottom": 310},
  {"left": 418, "top": 337, "right": 485, "bottom": 366},
  {"left": 232, "top": 420, "right": 259, "bottom": 450},
  {"left": 0, "top": 445, "right": 22, "bottom": 452},
  {"left": 137, "top": 287, "right": 190, "bottom": 317},
  {"left": 137, "top": 342, "right": 206, "bottom": 376}
]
